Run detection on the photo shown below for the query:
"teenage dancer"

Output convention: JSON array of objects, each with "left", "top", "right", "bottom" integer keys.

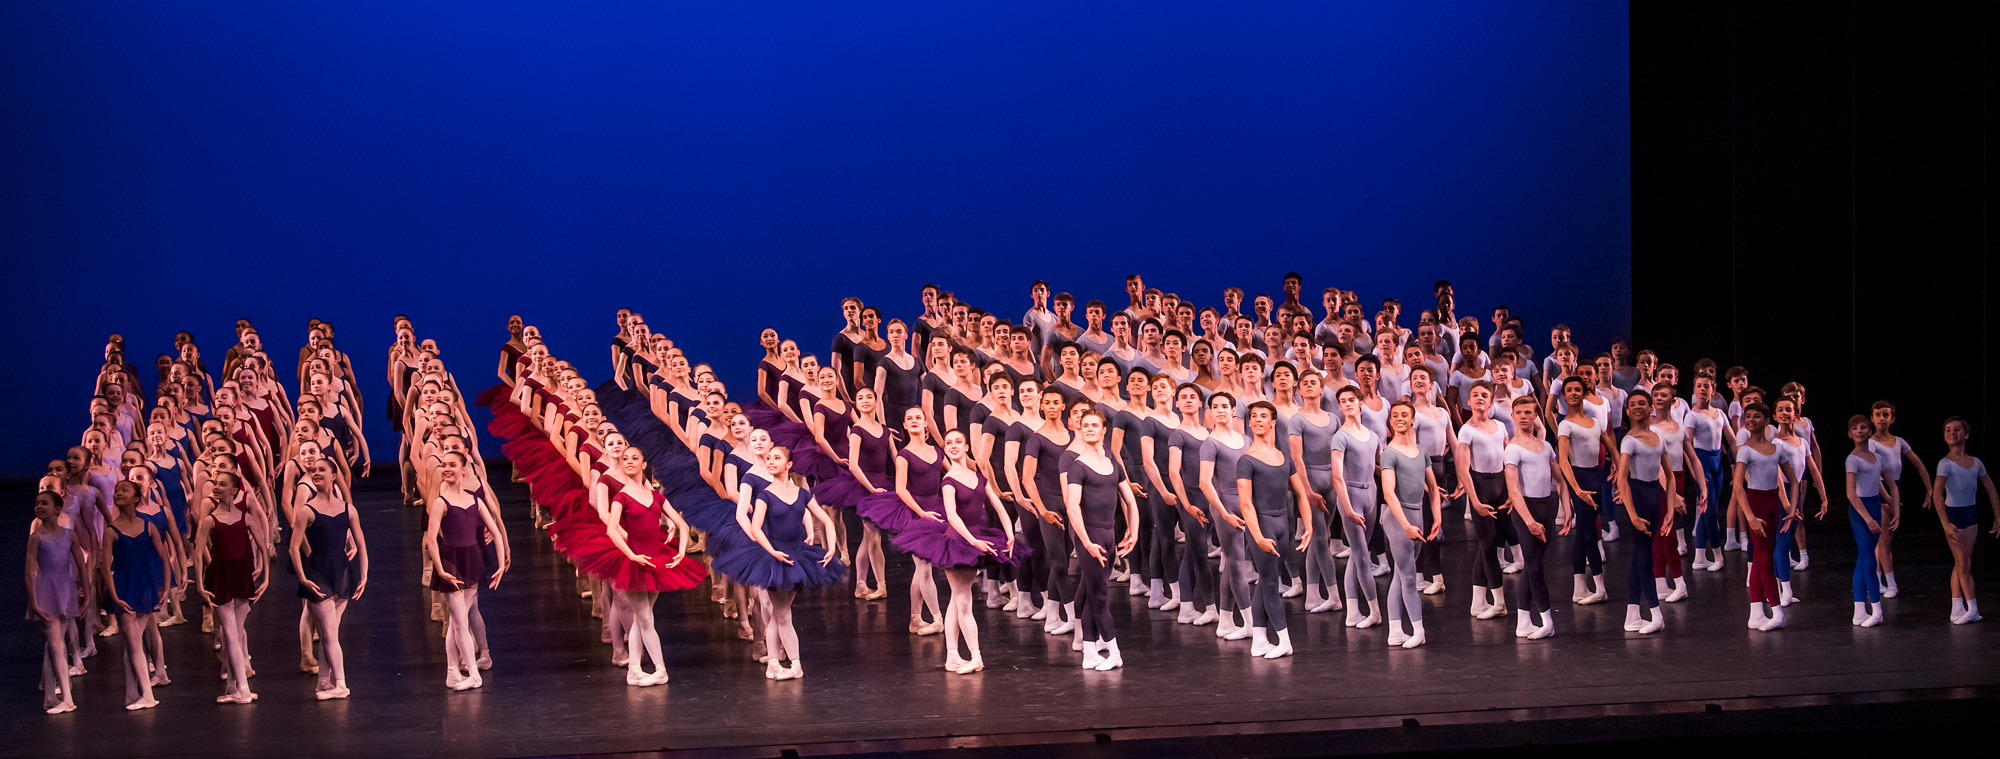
[
  {"left": 1502, "top": 396, "right": 1560, "bottom": 639},
  {"left": 1614, "top": 392, "right": 1673, "bottom": 634},
  {"left": 1237, "top": 401, "right": 1313, "bottom": 658},
  {"left": 289, "top": 458, "right": 368, "bottom": 699},
  {"left": 1289, "top": 371, "right": 1343, "bottom": 614},
  {"left": 855, "top": 408, "right": 947, "bottom": 634},
  {"left": 716, "top": 447, "right": 844, "bottom": 680},
  {"left": 1381, "top": 401, "right": 1439, "bottom": 647},
  {"left": 425, "top": 451, "right": 507, "bottom": 690},
  {"left": 1868, "top": 401, "right": 1933, "bottom": 599},
  {"left": 1844, "top": 416, "right": 1895, "bottom": 627},
  {"left": 1064, "top": 408, "right": 1140, "bottom": 670},
  {"left": 1330, "top": 385, "right": 1384, "bottom": 628},
  {"left": 1934, "top": 417, "right": 1997, "bottom": 623},
  {"left": 195, "top": 472, "right": 267, "bottom": 703},
  {"left": 1647, "top": 381, "right": 1701, "bottom": 603},
  {"left": 1020, "top": 388, "right": 1080, "bottom": 632},
  {"left": 1769, "top": 398, "right": 1822, "bottom": 605},
  {"left": 1137, "top": 373, "right": 1185, "bottom": 612},
  {"left": 1408, "top": 366, "right": 1457, "bottom": 595},
  {"left": 818, "top": 387, "right": 893, "bottom": 599},
  {"left": 1457, "top": 382, "right": 1511, "bottom": 619},
  {"left": 1555, "top": 377, "right": 1611, "bottom": 604},
  {"left": 1686, "top": 376, "right": 1731, "bottom": 572},
  {"left": 101, "top": 481, "right": 169, "bottom": 710},
  {"left": 1731, "top": 403, "right": 1796, "bottom": 631},
  {"left": 1166, "top": 383, "right": 1221, "bottom": 625},
  {"left": 895, "top": 429, "right": 1022, "bottom": 673},
  {"left": 27, "top": 489, "right": 86, "bottom": 714}
]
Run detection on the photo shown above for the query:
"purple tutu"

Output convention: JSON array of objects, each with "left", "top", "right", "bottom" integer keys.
[
  {"left": 855, "top": 490, "right": 941, "bottom": 535},
  {"left": 811, "top": 472, "right": 874, "bottom": 510},
  {"left": 891, "top": 520, "right": 1031, "bottom": 569}
]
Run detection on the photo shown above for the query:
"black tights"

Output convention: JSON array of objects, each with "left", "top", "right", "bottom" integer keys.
[
  {"left": 1510, "top": 494, "right": 1558, "bottom": 614},
  {"left": 1469, "top": 471, "right": 1507, "bottom": 590},
  {"left": 1076, "top": 525, "right": 1117, "bottom": 642}
]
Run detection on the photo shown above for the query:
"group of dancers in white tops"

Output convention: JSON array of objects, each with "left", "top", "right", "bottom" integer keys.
[
  {"left": 29, "top": 275, "right": 2000, "bottom": 713},
  {"left": 27, "top": 322, "right": 379, "bottom": 713}
]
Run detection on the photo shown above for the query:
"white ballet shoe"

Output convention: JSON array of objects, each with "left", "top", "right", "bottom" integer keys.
[
  {"left": 1281, "top": 578, "right": 1304, "bottom": 598},
  {"left": 955, "top": 655, "right": 984, "bottom": 675},
  {"left": 1386, "top": 624, "right": 1409, "bottom": 647},
  {"left": 1529, "top": 613, "right": 1555, "bottom": 640},
  {"left": 1223, "top": 614, "right": 1253, "bottom": 640},
  {"left": 644, "top": 669, "right": 670, "bottom": 685},
  {"left": 1307, "top": 596, "right": 1341, "bottom": 614},
  {"left": 1249, "top": 627, "right": 1272, "bottom": 656},
  {"left": 1370, "top": 560, "right": 1391, "bottom": 578},
  {"left": 1128, "top": 576, "right": 1148, "bottom": 596},
  {"left": 1402, "top": 622, "right": 1427, "bottom": 648},
  {"left": 1853, "top": 603, "right": 1870, "bottom": 626},
  {"left": 1176, "top": 604, "right": 1199, "bottom": 624},
  {"left": 1623, "top": 605, "right": 1645, "bottom": 632},
  {"left": 1747, "top": 603, "right": 1769, "bottom": 630},
  {"left": 1334, "top": 546, "right": 1351, "bottom": 559},
  {"left": 1664, "top": 580, "right": 1689, "bottom": 603},
  {"left": 1193, "top": 605, "right": 1218, "bottom": 625},
  {"left": 1863, "top": 604, "right": 1883, "bottom": 627},
  {"left": 1470, "top": 590, "right": 1492, "bottom": 618},
  {"left": 1515, "top": 614, "right": 1534, "bottom": 638},
  {"left": 1094, "top": 640, "right": 1123, "bottom": 671},
  {"left": 1793, "top": 550, "right": 1810, "bottom": 570},
  {"left": 46, "top": 701, "right": 76, "bottom": 715},
  {"left": 126, "top": 697, "right": 159, "bottom": 711},
  {"left": 1759, "top": 605, "right": 1786, "bottom": 631},
  {"left": 1639, "top": 614, "right": 1664, "bottom": 634},
  {"left": 1422, "top": 576, "right": 1446, "bottom": 596},
  {"left": 1356, "top": 605, "right": 1382, "bottom": 630},
  {"left": 1262, "top": 629, "right": 1293, "bottom": 659},
  {"left": 1162, "top": 581, "right": 1182, "bottom": 611},
  {"left": 626, "top": 668, "right": 652, "bottom": 686},
  {"left": 1031, "top": 600, "right": 1050, "bottom": 621},
  {"left": 1778, "top": 581, "right": 1797, "bottom": 607},
  {"left": 776, "top": 664, "right": 803, "bottom": 680}
]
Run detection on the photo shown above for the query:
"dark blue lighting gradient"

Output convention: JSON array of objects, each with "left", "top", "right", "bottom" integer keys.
[{"left": 0, "top": 1, "right": 1629, "bottom": 475}]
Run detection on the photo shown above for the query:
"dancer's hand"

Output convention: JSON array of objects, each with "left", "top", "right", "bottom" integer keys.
[
  {"left": 1403, "top": 522, "right": 1423, "bottom": 541},
  {"left": 1427, "top": 518, "right": 1443, "bottom": 541},
  {"left": 1306, "top": 491, "right": 1327, "bottom": 511},
  {"left": 299, "top": 578, "right": 324, "bottom": 599},
  {"left": 1083, "top": 540, "right": 1108, "bottom": 565},
  {"left": 114, "top": 598, "right": 134, "bottom": 615},
  {"left": 767, "top": 547, "right": 795, "bottom": 564},
  {"left": 1117, "top": 531, "right": 1138, "bottom": 558},
  {"left": 819, "top": 548, "right": 837, "bottom": 566},
  {"left": 352, "top": 576, "right": 367, "bottom": 600},
  {"left": 435, "top": 569, "right": 462, "bottom": 589},
  {"left": 1745, "top": 516, "right": 1765, "bottom": 537},
  {"left": 1450, "top": 482, "right": 1467, "bottom": 500},
  {"left": 488, "top": 566, "right": 506, "bottom": 589},
  {"left": 1861, "top": 516, "right": 1881, "bottom": 534},
  {"left": 1525, "top": 520, "right": 1546, "bottom": 541},
  {"left": 1343, "top": 508, "right": 1365, "bottom": 527},
  {"left": 1884, "top": 510, "right": 1900, "bottom": 531},
  {"left": 626, "top": 551, "right": 657, "bottom": 568},
  {"left": 1160, "top": 491, "right": 1177, "bottom": 507},
  {"left": 968, "top": 537, "right": 996, "bottom": 555},
  {"left": 198, "top": 587, "right": 216, "bottom": 605},
  {"left": 869, "top": 486, "right": 886, "bottom": 494},
  {"left": 361, "top": 464, "right": 371, "bottom": 478},
  {"left": 1041, "top": 509, "right": 1064, "bottom": 527},
  {"left": 1221, "top": 512, "right": 1247, "bottom": 531},
  {"left": 1576, "top": 490, "right": 1598, "bottom": 509},
  {"left": 1296, "top": 527, "right": 1312, "bottom": 552},
  {"left": 665, "top": 547, "right": 686, "bottom": 569},
  {"left": 1630, "top": 514, "right": 1651, "bottom": 534},
  {"left": 252, "top": 577, "right": 268, "bottom": 602},
  {"left": 1255, "top": 535, "right": 1278, "bottom": 555},
  {"left": 1184, "top": 503, "right": 1209, "bottom": 527},
  {"left": 921, "top": 510, "right": 945, "bottom": 523},
  {"left": 1129, "top": 482, "right": 1147, "bottom": 499}
]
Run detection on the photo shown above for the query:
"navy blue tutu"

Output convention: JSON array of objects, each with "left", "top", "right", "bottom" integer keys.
[
  {"left": 811, "top": 472, "right": 873, "bottom": 510},
  {"left": 892, "top": 520, "right": 1031, "bottom": 569},
  {"left": 855, "top": 491, "right": 941, "bottom": 535},
  {"left": 710, "top": 538, "right": 846, "bottom": 590}
]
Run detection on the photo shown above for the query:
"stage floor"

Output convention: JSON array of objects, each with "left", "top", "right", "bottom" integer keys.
[{"left": 3, "top": 471, "right": 1994, "bottom": 758}]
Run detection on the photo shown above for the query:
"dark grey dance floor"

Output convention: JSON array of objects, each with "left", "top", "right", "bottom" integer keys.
[{"left": 3, "top": 470, "right": 1995, "bottom": 758}]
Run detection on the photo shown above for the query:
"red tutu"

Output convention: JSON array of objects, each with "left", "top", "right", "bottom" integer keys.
[{"left": 570, "top": 490, "right": 708, "bottom": 592}]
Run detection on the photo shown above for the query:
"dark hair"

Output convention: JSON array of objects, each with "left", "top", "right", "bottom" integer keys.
[
  {"left": 1334, "top": 385, "right": 1362, "bottom": 402},
  {"left": 1209, "top": 391, "right": 1237, "bottom": 408},
  {"left": 1245, "top": 400, "right": 1279, "bottom": 421},
  {"left": 1870, "top": 400, "right": 1896, "bottom": 413},
  {"left": 1743, "top": 401, "right": 1771, "bottom": 419},
  {"left": 1355, "top": 354, "right": 1380, "bottom": 371},
  {"left": 1561, "top": 376, "right": 1586, "bottom": 393}
]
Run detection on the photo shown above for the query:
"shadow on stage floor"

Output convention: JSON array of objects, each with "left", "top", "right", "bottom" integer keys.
[{"left": 0, "top": 467, "right": 1992, "bottom": 758}]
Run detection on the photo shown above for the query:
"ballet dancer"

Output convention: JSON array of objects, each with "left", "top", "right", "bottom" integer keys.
[
  {"left": 1934, "top": 417, "right": 1997, "bottom": 623},
  {"left": 1381, "top": 401, "right": 1440, "bottom": 647},
  {"left": 1236, "top": 401, "right": 1313, "bottom": 658},
  {"left": 1064, "top": 408, "right": 1140, "bottom": 669},
  {"left": 1731, "top": 403, "right": 1796, "bottom": 631},
  {"left": 425, "top": 451, "right": 507, "bottom": 690},
  {"left": 1844, "top": 415, "right": 1895, "bottom": 627},
  {"left": 1614, "top": 391, "right": 1673, "bottom": 634},
  {"left": 27, "top": 489, "right": 86, "bottom": 713},
  {"left": 289, "top": 458, "right": 367, "bottom": 699},
  {"left": 894, "top": 429, "right": 1022, "bottom": 673},
  {"left": 194, "top": 472, "right": 267, "bottom": 703},
  {"left": 1501, "top": 396, "right": 1560, "bottom": 639},
  {"left": 1288, "top": 370, "right": 1344, "bottom": 615},
  {"left": 1166, "top": 382, "right": 1221, "bottom": 625},
  {"left": 855, "top": 408, "right": 947, "bottom": 635},
  {"left": 1868, "top": 401, "right": 1933, "bottom": 599},
  {"left": 714, "top": 447, "right": 844, "bottom": 680}
]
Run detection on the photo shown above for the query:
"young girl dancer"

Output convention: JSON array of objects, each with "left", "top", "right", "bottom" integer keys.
[
  {"left": 1237, "top": 401, "right": 1313, "bottom": 658},
  {"left": 1501, "top": 397, "right": 1559, "bottom": 640},
  {"left": 27, "top": 490, "right": 86, "bottom": 713},
  {"left": 289, "top": 458, "right": 368, "bottom": 699},
  {"left": 1409, "top": 366, "right": 1457, "bottom": 596},
  {"left": 195, "top": 472, "right": 268, "bottom": 703},
  {"left": 1845, "top": 416, "right": 1895, "bottom": 627},
  {"left": 101, "top": 481, "right": 169, "bottom": 709},
  {"left": 1934, "top": 417, "right": 1997, "bottom": 623},
  {"left": 714, "top": 447, "right": 844, "bottom": 680},
  {"left": 580, "top": 446, "right": 705, "bottom": 686},
  {"left": 855, "top": 408, "right": 947, "bottom": 634},
  {"left": 1381, "top": 401, "right": 1439, "bottom": 647},
  {"left": 424, "top": 452, "right": 507, "bottom": 690},
  {"left": 820, "top": 387, "right": 893, "bottom": 599},
  {"left": 1064, "top": 409, "right": 1140, "bottom": 669},
  {"left": 895, "top": 429, "right": 1023, "bottom": 673}
]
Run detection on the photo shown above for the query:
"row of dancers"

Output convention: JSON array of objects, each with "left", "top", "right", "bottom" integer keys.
[{"left": 28, "top": 322, "right": 383, "bottom": 712}]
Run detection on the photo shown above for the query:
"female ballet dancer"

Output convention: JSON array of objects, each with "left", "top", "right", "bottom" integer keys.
[
  {"left": 1288, "top": 370, "right": 1343, "bottom": 614},
  {"left": 100, "top": 481, "right": 168, "bottom": 710},
  {"left": 895, "top": 429, "right": 1023, "bottom": 673},
  {"left": 1166, "top": 382, "right": 1221, "bottom": 625},
  {"left": 195, "top": 472, "right": 267, "bottom": 703},
  {"left": 28, "top": 489, "right": 86, "bottom": 714},
  {"left": 1613, "top": 392, "right": 1673, "bottom": 634},
  {"left": 425, "top": 451, "right": 508, "bottom": 690},
  {"left": 1020, "top": 388, "right": 1080, "bottom": 633},
  {"left": 1381, "top": 401, "right": 1440, "bottom": 647},
  {"left": 1730, "top": 403, "right": 1796, "bottom": 631},
  {"left": 1555, "top": 377, "right": 1611, "bottom": 604},
  {"left": 804, "top": 365, "right": 856, "bottom": 565},
  {"left": 1844, "top": 415, "right": 1896, "bottom": 627},
  {"left": 1408, "top": 366, "right": 1458, "bottom": 595},
  {"left": 1500, "top": 396, "right": 1560, "bottom": 639},
  {"left": 1934, "top": 416, "right": 1998, "bottom": 623},
  {"left": 288, "top": 458, "right": 367, "bottom": 699},
  {"left": 121, "top": 462, "right": 181, "bottom": 675},
  {"left": 1456, "top": 382, "right": 1511, "bottom": 619},
  {"left": 714, "top": 447, "right": 844, "bottom": 680},
  {"left": 578, "top": 446, "right": 705, "bottom": 686},
  {"left": 1868, "top": 401, "right": 1933, "bottom": 599},
  {"left": 831, "top": 298, "right": 866, "bottom": 397},
  {"left": 1236, "top": 401, "right": 1312, "bottom": 658},
  {"left": 855, "top": 408, "right": 948, "bottom": 634},
  {"left": 1064, "top": 408, "right": 1141, "bottom": 669},
  {"left": 815, "top": 387, "right": 893, "bottom": 599}
]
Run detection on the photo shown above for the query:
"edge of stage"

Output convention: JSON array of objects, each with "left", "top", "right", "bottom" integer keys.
[{"left": 3, "top": 469, "right": 1994, "bottom": 759}]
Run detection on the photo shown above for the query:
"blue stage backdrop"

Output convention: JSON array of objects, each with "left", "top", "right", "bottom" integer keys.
[{"left": 0, "top": 1, "right": 1629, "bottom": 477}]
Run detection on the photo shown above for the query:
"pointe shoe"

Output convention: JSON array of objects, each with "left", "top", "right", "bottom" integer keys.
[
  {"left": 945, "top": 652, "right": 966, "bottom": 671},
  {"left": 865, "top": 589, "right": 889, "bottom": 600},
  {"left": 217, "top": 690, "right": 259, "bottom": 703},
  {"left": 1387, "top": 625, "right": 1409, "bottom": 647},
  {"left": 955, "top": 656, "right": 985, "bottom": 675},
  {"left": 126, "top": 698, "right": 159, "bottom": 711},
  {"left": 908, "top": 617, "right": 924, "bottom": 634},
  {"left": 316, "top": 687, "right": 341, "bottom": 700},
  {"left": 1580, "top": 588, "right": 1608, "bottom": 605},
  {"left": 917, "top": 622, "right": 943, "bottom": 636},
  {"left": 765, "top": 659, "right": 781, "bottom": 679},
  {"left": 446, "top": 667, "right": 467, "bottom": 690},
  {"left": 1639, "top": 615, "right": 1664, "bottom": 634}
]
